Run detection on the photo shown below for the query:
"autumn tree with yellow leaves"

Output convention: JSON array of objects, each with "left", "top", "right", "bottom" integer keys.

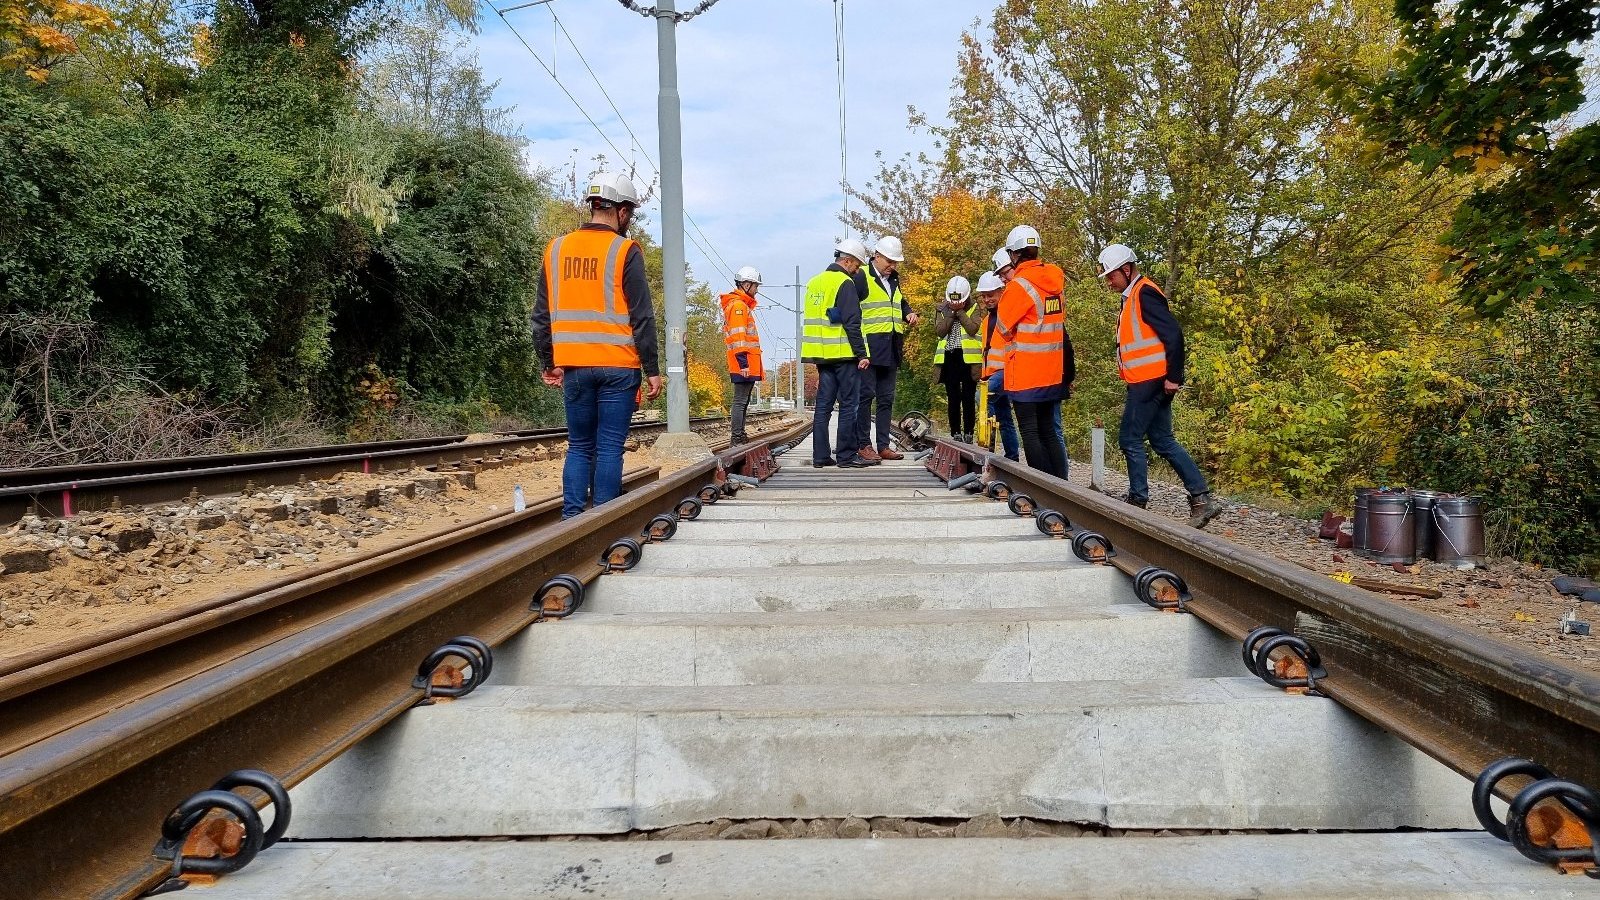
[{"left": 0, "top": 0, "right": 111, "bottom": 81}]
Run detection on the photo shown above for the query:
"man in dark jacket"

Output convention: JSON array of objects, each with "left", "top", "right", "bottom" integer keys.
[
  {"left": 853, "top": 236, "right": 920, "bottom": 462},
  {"left": 801, "top": 239, "right": 872, "bottom": 468},
  {"left": 1098, "top": 243, "right": 1222, "bottom": 528}
]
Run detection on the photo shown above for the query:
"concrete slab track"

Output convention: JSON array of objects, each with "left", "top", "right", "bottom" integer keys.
[{"left": 252, "top": 436, "right": 1551, "bottom": 896}]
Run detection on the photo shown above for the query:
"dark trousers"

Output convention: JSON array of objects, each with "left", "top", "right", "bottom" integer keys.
[
  {"left": 560, "top": 366, "right": 642, "bottom": 519},
  {"left": 1015, "top": 399, "right": 1069, "bottom": 480},
  {"left": 731, "top": 380, "right": 755, "bottom": 442},
  {"left": 854, "top": 364, "right": 897, "bottom": 451},
  {"left": 940, "top": 350, "right": 977, "bottom": 435},
  {"left": 812, "top": 362, "right": 860, "bottom": 464},
  {"left": 1119, "top": 378, "right": 1209, "bottom": 502},
  {"left": 985, "top": 372, "right": 1020, "bottom": 461}
]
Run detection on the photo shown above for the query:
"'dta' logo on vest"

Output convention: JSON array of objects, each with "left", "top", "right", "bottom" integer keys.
[{"left": 563, "top": 255, "right": 601, "bottom": 280}]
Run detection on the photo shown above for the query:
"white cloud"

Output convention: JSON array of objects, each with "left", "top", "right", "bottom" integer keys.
[{"left": 475, "top": 0, "right": 988, "bottom": 354}]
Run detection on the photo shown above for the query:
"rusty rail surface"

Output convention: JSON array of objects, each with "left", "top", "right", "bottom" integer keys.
[
  {"left": 0, "top": 412, "right": 783, "bottom": 521},
  {"left": 925, "top": 440, "right": 1600, "bottom": 800},
  {"left": 0, "top": 420, "right": 808, "bottom": 900}
]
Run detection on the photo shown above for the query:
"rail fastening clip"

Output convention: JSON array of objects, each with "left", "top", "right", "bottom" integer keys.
[
  {"left": 531, "top": 573, "right": 586, "bottom": 619},
  {"left": 147, "top": 769, "right": 291, "bottom": 894},
  {"left": 1240, "top": 625, "right": 1325, "bottom": 694},
  {"left": 1473, "top": 757, "right": 1600, "bottom": 877},
  {"left": 412, "top": 635, "right": 493, "bottom": 704}
]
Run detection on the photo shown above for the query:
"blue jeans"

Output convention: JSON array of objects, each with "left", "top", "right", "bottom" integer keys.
[
  {"left": 561, "top": 366, "right": 641, "bottom": 518},
  {"left": 812, "top": 361, "right": 860, "bottom": 463},
  {"left": 986, "top": 372, "right": 1019, "bottom": 461},
  {"left": 1120, "top": 378, "right": 1208, "bottom": 503},
  {"left": 854, "top": 364, "right": 897, "bottom": 450}
]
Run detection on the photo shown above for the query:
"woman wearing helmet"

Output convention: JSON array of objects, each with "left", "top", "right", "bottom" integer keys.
[{"left": 933, "top": 275, "right": 983, "bottom": 442}]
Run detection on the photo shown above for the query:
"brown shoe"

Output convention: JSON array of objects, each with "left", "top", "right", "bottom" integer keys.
[
  {"left": 877, "top": 446, "right": 904, "bottom": 460},
  {"left": 858, "top": 446, "right": 882, "bottom": 464}
]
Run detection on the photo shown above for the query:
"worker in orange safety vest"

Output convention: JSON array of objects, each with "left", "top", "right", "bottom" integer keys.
[
  {"left": 720, "top": 267, "right": 765, "bottom": 445},
  {"left": 1097, "top": 243, "right": 1222, "bottom": 528},
  {"left": 995, "top": 225, "right": 1074, "bottom": 479},
  {"left": 531, "top": 172, "right": 662, "bottom": 519}
]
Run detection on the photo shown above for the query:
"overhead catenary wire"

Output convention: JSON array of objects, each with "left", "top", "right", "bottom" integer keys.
[
  {"left": 537, "top": 2, "right": 741, "bottom": 285},
  {"left": 489, "top": 2, "right": 742, "bottom": 286},
  {"left": 833, "top": 0, "right": 849, "bottom": 226}
]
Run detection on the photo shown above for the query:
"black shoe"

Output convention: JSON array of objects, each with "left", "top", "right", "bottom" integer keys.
[
  {"left": 812, "top": 458, "right": 836, "bottom": 468},
  {"left": 732, "top": 434, "right": 748, "bottom": 445},
  {"left": 837, "top": 458, "right": 872, "bottom": 468},
  {"left": 1122, "top": 494, "right": 1148, "bottom": 509}
]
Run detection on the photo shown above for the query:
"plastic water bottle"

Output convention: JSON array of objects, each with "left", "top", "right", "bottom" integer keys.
[{"left": 512, "top": 484, "right": 526, "bottom": 513}]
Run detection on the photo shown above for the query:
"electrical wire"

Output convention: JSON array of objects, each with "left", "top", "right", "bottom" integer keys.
[
  {"left": 490, "top": 2, "right": 742, "bottom": 286},
  {"left": 833, "top": 0, "right": 849, "bottom": 224},
  {"left": 537, "top": 2, "right": 740, "bottom": 284}
]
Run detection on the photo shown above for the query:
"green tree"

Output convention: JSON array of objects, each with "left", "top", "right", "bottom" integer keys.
[{"left": 1348, "top": 0, "right": 1599, "bottom": 315}]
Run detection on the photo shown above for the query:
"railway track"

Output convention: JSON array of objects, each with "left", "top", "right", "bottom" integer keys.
[
  {"left": 0, "top": 413, "right": 781, "bottom": 522},
  {"left": 2, "top": 427, "right": 1596, "bottom": 898}
]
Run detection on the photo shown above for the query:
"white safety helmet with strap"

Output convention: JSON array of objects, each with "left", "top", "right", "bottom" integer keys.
[
  {"left": 944, "top": 276, "right": 971, "bottom": 301},
  {"left": 991, "top": 247, "right": 1013, "bottom": 271},
  {"left": 874, "top": 236, "right": 906, "bottom": 262},
  {"left": 585, "top": 172, "right": 640, "bottom": 208},
  {"left": 835, "top": 238, "right": 870, "bottom": 264},
  {"left": 1004, "top": 225, "right": 1042, "bottom": 252},
  {"left": 1097, "top": 243, "right": 1138, "bottom": 277},
  {"left": 976, "top": 271, "right": 1005, "bottom": 293},
  {"left": 735, "top": 266, "right": 762, "bottom": 285}
]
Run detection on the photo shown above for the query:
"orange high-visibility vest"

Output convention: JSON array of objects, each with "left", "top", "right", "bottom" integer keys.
[
  {"left": 999, "top": 264, "right": 1066, "bottom": 393},
  {"left": 543, "top": 228, "right": 641, "bottom": 369},
  {"left": 982, "top": 311, "right": 1008, "bottom": 379},
  {"left": 720, "top": 291, "right": 763, "bottom": 375},
  {"left": 1117, "top": 275, "right": 1169, "bottom": 384}
]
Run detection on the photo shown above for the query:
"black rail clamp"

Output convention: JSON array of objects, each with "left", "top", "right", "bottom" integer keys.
[
  {"left": 412, "top": 635, "right": 493, "bottom": 705},
  {"left": 1132, "top": 566, "right": 1193, "bottom": 613},
  {"left": 675, "top": 496, "right": 704, "bottom": 520},
  {"left": 1473, "top": 757, "right": 1600, "bottom": 877},
  {"left": 146, "top": 769, "right": 291, "bottom": 894},
  {"left": 531, "top": 573, "right": 586, "bottom": 619},
  {"left": 1071, "top": 531, "right": 1115, "bottom": 563},
  {"left": 984, "top": 480, "right": 1011, "bottom": 501},
  {"left": 1241, "top": 625, "right": 1326, "bottom": 695},
  {"left": 696, "top": 484, "right": 721, "bottom": 504},
  {"left": 601, "top": 537, "right": 644, "bottom": 572},
  {"left": 642, "top": 513, "right": 679, "bottom": 543},
  {"left": 1034, "top": 508, "right": 1070, "bottom": 537},
  {"left": 1007, "top": 493, "right": 1037, "bottom": 516}
]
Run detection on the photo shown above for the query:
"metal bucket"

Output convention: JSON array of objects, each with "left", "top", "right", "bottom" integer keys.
[
  {"left": 1433, "top": 496, "right": 1485, "bottom": 569},
  {"left": 1352, "top": 487, "right": 1379, "bottom": 556},
  {"left": 1366, "top": 494, "right": 1416, "bottom": 564},
  {"left": 1409, "top": 489, "right": 1445, "bottom": 560}
]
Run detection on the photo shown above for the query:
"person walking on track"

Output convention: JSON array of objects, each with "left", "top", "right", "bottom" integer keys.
[
  {"left": 1097, "top": 243, "right": 1223, "bottom": 528},
  {"left": 977, "top": 271, "right": 1020, "bottom": 461},
  {"left": 803, "top": 239, "right": 872, "bottom": 468},
  {"left": 933, "top": 275, "right": 983, "bottom": 442},
  {"left": 996, "top": 225, "right": 1073, "bottom": 480},
  {"left": 854, "top": 236, "right": 920, "bottom": 463},
  {"left": 531, "top": 172, "right": 662, "bottom": 519},
  {"left": 720, "top": 266, "right": 764, "bottom": 446}
]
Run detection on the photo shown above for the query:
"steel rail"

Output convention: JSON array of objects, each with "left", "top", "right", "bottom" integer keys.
[
  {"left": 0, "top": 419, "right": 809, "bottom": 900},
  {"left": 0, "top": 413, "right": 780, "bottom": 521},
  {"left": 927, "top": 441, "right": 1600, "bottom": 800}
]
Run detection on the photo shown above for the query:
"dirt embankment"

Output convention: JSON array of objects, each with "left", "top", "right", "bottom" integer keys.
[{"left": 0, "top": 417, "right": 784, "bottom": 656}]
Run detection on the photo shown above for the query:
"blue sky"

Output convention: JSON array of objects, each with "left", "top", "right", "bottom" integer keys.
[{"left": 473, "top": 0, "right": 991, "bottom": 359}]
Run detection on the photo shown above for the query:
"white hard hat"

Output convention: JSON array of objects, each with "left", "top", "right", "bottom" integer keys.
[
  {"left": 835, "top": 238, "right": 870, "bottom": 264},
  {"left": 735, "top": 266, "right": 762, "bottom": 285},
  {"left": 944, "top": 276, "right": 971, "bottom": 300},
  {"left": 1097, "top": 243, "right": 1137, "bottom": 277},
  {"left": 874, "top": 236, "right": 906, "bottom": 262},
  {"left": 991, "top": 247, "right": 1013, "bottom": 271},
  {"left": 1004, "top": 225, "right": 1041, "bottom": 252},
  {"left": 976, "top": 271, "right": 1005, "bottom": 293},
  {"left": 585, "top": 172, "right": 640, "bottom": 207}
]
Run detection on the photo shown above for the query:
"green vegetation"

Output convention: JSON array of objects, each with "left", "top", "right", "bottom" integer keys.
[{"left": 849, "top": 0, "right": 1597, "bottom": 569}]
